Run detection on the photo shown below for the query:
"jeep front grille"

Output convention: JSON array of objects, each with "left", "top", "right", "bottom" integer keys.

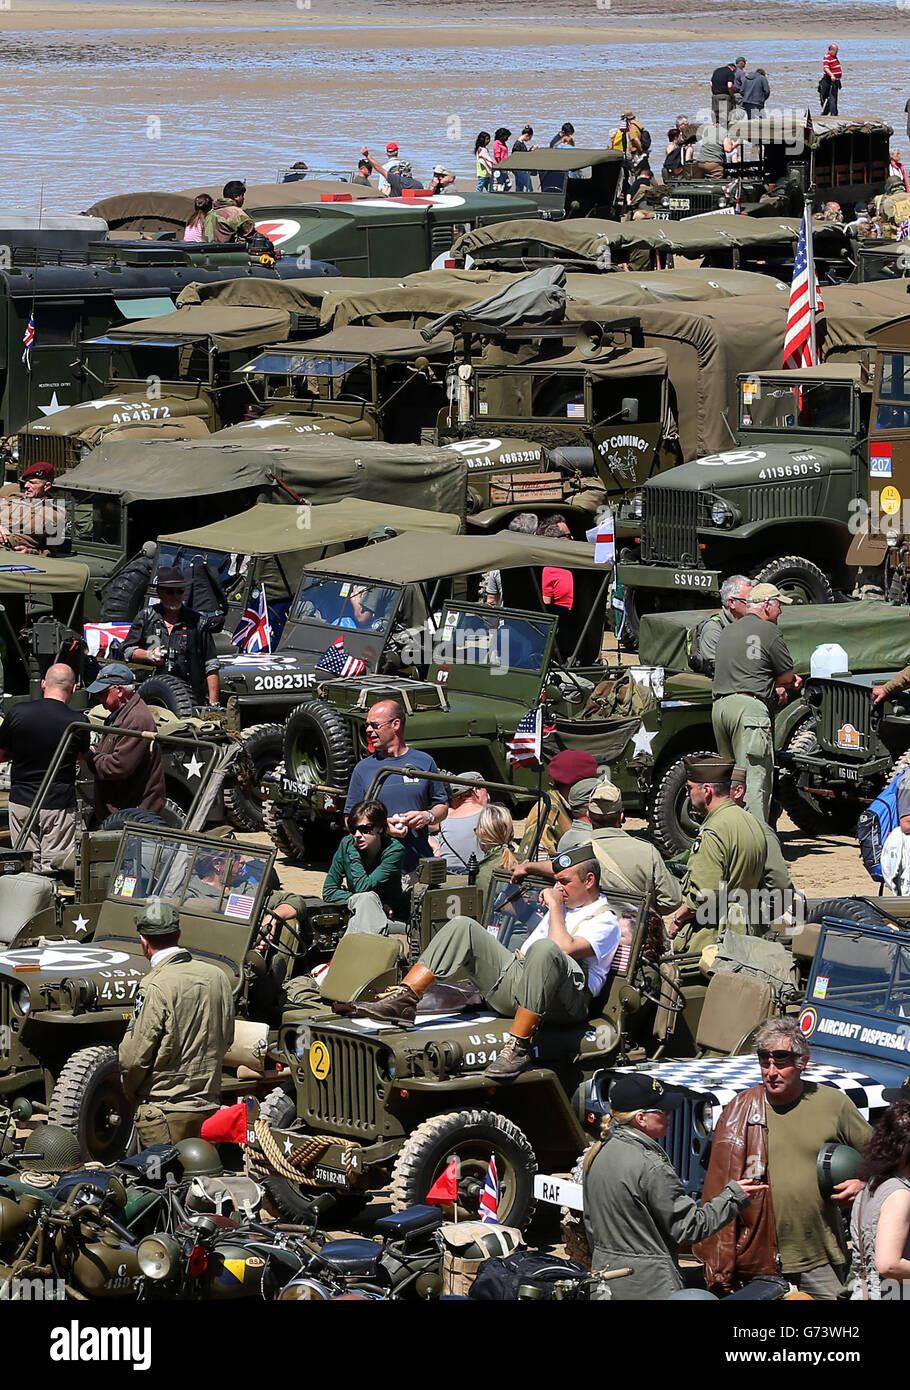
[
  {"left": 661, "top": 1096, "right": 712, "bottom": 1197},
  {"left": 814, "top": 679, "right": 872, "bottom": 759},
  {"left": 303, "top": 1033, "right": 378, "bottom": 1134},
  {"left": 16, "top": 434, "right": 76, "bottom": 474},
  {"left": 641, "top": 487, "right": 706, "bottom": 566}
]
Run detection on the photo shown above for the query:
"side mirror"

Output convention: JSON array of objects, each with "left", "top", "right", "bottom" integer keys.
[{"left": 621, "top": 397, "right": 639, "bottom": 423}]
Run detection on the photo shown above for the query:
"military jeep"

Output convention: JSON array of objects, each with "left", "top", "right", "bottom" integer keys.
[
  {"left": 616, "top": 363, "right": 873, "bottom": 646},
  {"left": 0, "top": 824, "right": 291, "bottom": 1162}
]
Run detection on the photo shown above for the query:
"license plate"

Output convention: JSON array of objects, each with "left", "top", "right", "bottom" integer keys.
[
  {"left": 834, "top": 766, "right": 860, "bottom": 781},
  {"left": 280, "top": 775, "right": 311, "bottom": 796},
  {"left": 533, "top": 1174, "right": 583, "bottom": 1211},
  {"left": 668, "top": 197, "right": 690, "bottom": 210},
  {"left": 672, "top": 571, "right": 713, "bottom": 588},
  {"left": 653, "top": 212, "right": 671, "bottom": 220},
  {"left": 312, "top": 1165, "right": 350, "bottom": 1188}
]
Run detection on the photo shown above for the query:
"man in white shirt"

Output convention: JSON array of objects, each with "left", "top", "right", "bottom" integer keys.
[{"left": 358, "top": 844, "right": 620, "bottom": 1081}]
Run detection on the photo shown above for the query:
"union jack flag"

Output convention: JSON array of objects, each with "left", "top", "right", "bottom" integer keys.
[
  {"left": 21, "top": 313, "right": 34, "bottom": 372},
  {"left": 232, "top": 586, "right": 271, "bottom": 654},
  {"left": 782, "top": 208, "right": 824, "bottom": 371},
  {"left": 479, "top": 1154, "right": 500, "bottom": 1224},
  {"left": 317, "top": 637, "right": 366, "bottom": 678},
  {"left": 898, "top": 219, "right": 910, "bottom": 242},
  {"left": 506, "top": 704, "right": 542, "bottom": 766}
]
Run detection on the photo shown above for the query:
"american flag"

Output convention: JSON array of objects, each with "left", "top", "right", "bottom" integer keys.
[
  {"left": 479, "top": 1154, "right": 500, "bottom": 1224},
  {"left": 232, "top": 586, "right": 271, "bottom": 654},
  {"left": 782, "top": 208, "right": 824, "bottom": 371},
  {"left": 21, "top": 313, "right": 34, "bottom": 372},
  {"left": 506, "top": 704, "right": 542, "bottom": 766},
  {"left": 317, "top": 637, "right": 366, "bottom": 678}
]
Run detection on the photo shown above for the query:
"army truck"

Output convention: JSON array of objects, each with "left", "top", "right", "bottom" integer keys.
[
  {"left": 644, "top": 114, "right": 892, "bottom": 222},
  {"left": 16, "top": 302, "right": 296, "bottom": 474},
  {"left": 615, "top": 363, "right": 874, "bottom": 646},
  {"left": 0, "top": 824, "right": 292, "bottom": 1161},
  {"left": 493, "top": 148, "right": 623, "bottom": 219}
]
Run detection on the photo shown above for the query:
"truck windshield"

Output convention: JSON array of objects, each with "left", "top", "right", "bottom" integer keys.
[
  {"left": 814, "top": 927, "right": 910, "bottom": 1018},
  {"left": 108, "top": 834, "right": 267, "bottom": 923},
  {"left": 740, "top": 380, "right": 854, "bottom": 432},
  {"left": 876, "top": 352, "right": 910, "bottom": 431},
  {"left": 290, "top": 575, "right": 398, "bottom": 634},
  {"left": 438, "top": 609, "right": 550, "bottom": 674},
  {"left": 475, "top": 370, "right": 586, "bottom": 422}
]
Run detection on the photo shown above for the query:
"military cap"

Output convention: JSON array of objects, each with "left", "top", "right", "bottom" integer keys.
[
  {"left": 135, "top": 897, "right": 181, "bottom": 937},
  {"left": 750, "top": 582, "right": 793, "bottom": 605},
  {"left": 610, "top": 1073, "right": 685, "bottom": 1113},
  {"left": 589, "top": 778, "right": 623, "bottom": 816},
  {"left": 21, "top": 460, "right": 55, "bottom": 482},
  {"left": 86, "top": 661, "right": 136, "bottom": 695},
  {"left": 550, "top": 843, "right": 599, "bottom": 873},
  {"left": 882, "top": 1074, "right": 910, "bottom": 1104},
  {"left": 684, "top": 754, "right": 735, "bottom": 783},
  {"left": 548, "top": 749, "right": 598, "bottom": 786},
  {"left": 567, "top": 775, "right": 601, "bottom": 813},
  {"left": 731, "top": 765, "right": 747, "bottom": 784}
]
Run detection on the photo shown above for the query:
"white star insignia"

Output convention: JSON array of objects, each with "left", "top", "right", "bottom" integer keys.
[
  {"left": 238, "top": 416, "right": 293, "bottom": 430},
  {"left": 77, "top": 396, "right": 128, "bottom": 411},
  {"left": 283, "top": 1136, "right": 294, "bottom": 1156},
  {"left": 630, "top": 724, "right": 658, "bottom": 757},
  {"left": 183, "top": 753, "right": 204, "bottom": 779},
  {"left": 72, "top": 914, "right": 90, "bottom": 935},
  {"left": 37, "top": 391, "right": 68, "bottom": 417}
]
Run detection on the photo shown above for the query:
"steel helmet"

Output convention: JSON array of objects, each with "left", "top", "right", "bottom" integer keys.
[
  {"left": 817, "top": 1141, "right": 862, "bottom": 1197},
  {"left": 23, "top": 1124, "right": 82, "bottom": 1173},
  {"left": 667, "top": 1287, "right": 719, "bottom": 1300},
  {"left": 175, "top": 1137, "right": 223, "bottom": 1177}
]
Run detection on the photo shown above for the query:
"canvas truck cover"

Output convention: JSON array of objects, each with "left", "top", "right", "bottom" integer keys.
[
  {"left": 639, "top": 601, "right": 910, "bottom": 676},
  {"left": 817, "top": 281, "right": 910, "bottom": 361},
  {"left": 0, "top": 555, "right": 89, "bottom": 595},
  {"left": 421, "top": 265, "right": 567, "bottom": 339},
  {"left": 306, "top": 528, "right": 606, "bottom": 583},
  {"left": 93, "top": 303, "right": 292, "bottom": 352},
  {"left": 57, "top": 434, "right": 469, "bottom": 517},
  {"left": 179, "top": 180, "right": 380, "bottom": 205},
  {"left": 323, "top": 269, "right": 521, "bottom": 329},
  {"left": 723, "top": 114, "right": 893, "bottom": 147},
  {"left": 175, "top": 275, "right": 404, "bottom": 314},
  {"left": 565, "top": 268, "right": 789, "bottom": 306},
  {"left": 83, "top": 192, "right": 195, "bottom": 234},
  {"left": 160, "top": 499, "right": 461, "bottom": 557},
  {"left": 257, "top": 326, "right": 457, "bottom": 361}
]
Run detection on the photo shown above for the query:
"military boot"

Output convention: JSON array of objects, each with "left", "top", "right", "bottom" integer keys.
[
  {"left": 357, "top": 964, "right": 435, "bottom": 1024},
  {"left": 484, "top": 1009, "right": 541, "bottom": 1082}
]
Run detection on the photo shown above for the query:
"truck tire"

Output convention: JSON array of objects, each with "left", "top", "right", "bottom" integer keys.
[
  {"left": 224, "top": 723, "right": 285, "bottom": 833},
  {"left": 99, "top": 554, "right": 154, "bottom": 622},
  {"left": 390, "top": 1109, "right": 537, "bottom": 1230},
  {"left": 98, "top": 802, "right": 183, "bottom": 832},
  {"left": 138, "top": 674, "right": 196, "bottom": 719},
  {"left": 749, "top": 556, "right": 834, "bottom": 605},
  {"left": 648, "top": 749, "right": 713, "bottom": 857},
  {"left": 259, "top": 1086, "right": 366, "bottom": 1223},
  {"left": 47, "top": 1045, "right": 134, "bottom": 1163},
  {"left": 262, "top": 794, "right": 308, "bottom": 863},
  {"left": 283, "top": 699, "right": 355, "bottom": 789},
  {"left": 777, "top": 723, "right": 861, "bottom": 835},
  {"left": 804, "top": 898, "right": 893, "bottom": 929}
]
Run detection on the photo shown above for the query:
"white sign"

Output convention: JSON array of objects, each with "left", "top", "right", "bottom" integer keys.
[{"left": 534, "top": 1174, "right": 583, "bottom": 1211}]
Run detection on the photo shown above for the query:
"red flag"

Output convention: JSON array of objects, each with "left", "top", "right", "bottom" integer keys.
[
  {"left": 425, "top": 1155, "right": 460, "bottom": 1205},
  {"left": 201, "top": 1102, "right": 249, "bottom": 1144}
]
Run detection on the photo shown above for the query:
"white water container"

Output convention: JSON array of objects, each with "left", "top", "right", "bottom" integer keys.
[{"left": 810, "top": 643, "right": 849, "bottom": 679}]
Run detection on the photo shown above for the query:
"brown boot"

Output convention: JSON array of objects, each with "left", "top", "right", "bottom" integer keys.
[
  {"left": 484, "top": 1009, "right": 541, "bottom": 1082},
  {"left": 357, "top": 964, "right": 435, "bottom": 1024}
]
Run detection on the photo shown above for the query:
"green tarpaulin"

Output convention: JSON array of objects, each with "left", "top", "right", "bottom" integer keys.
[
  {"left": 0, "top": 556, "right": 88, "bottom": 595},
  {"left": 307, "top": 529, "right": 609, "bottom": 582},
  {"left": 160, "top": 500, "right": 461, "bottom": 556},
  {"left": 92, "top": 304, "right": 291, "bottom": 352}
]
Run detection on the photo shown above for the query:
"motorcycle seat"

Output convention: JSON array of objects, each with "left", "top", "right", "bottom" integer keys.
[
  {"left": 373, "top": 1204, "right": 442, "bottom": 1241},
  {"left": 318, "top": 1236, "right": 384, "bottom": 1275}
]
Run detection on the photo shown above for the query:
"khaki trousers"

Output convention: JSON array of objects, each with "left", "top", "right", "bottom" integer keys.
[
  {"left": 712, "top": 694, "right": 773, "bottom": 823},
  {"left": 9, "top": 800, "right": 79, "bottom": 872},
  {"left": 135, "top": 1104, "right": 215, "bottom": 1149}
]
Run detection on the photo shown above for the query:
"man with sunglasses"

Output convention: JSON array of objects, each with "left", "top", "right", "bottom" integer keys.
[
  {"left": 687, "top": 574, "right": 752, "bottom": 678},
  {"left": 344, "top": 699, "right": 448, "bottom": 877},
  {"left": 696, "top": 1018, "right": 870, "bottom": 1298}
]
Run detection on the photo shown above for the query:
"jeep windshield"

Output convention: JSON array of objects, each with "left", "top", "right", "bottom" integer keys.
[
  {"left": 108, "top": 833, "right": 268, "bottom": 924},
  {"left": 288, "top": 575, "right": 399, "bottom": 635},
  {"left": 739, "top": 379, "right": 854, "bottom": 432},
  {"left": 474, "top": 369, "right": 586, "bottom": 422},
  {"left": 436, "top": 608, "right": 550, "bottom": 674},
  {"left": 814, "top": 926, "right": 910, "bottom": 1018}
]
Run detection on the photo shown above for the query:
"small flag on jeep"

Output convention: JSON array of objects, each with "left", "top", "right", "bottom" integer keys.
[
  {"left": 506, "top": 705, "right": 542, "bottom": 766},
  {"left": 479, "top": 1154, "right": 500, "bottom": 1224},
  {"left": 317, "top": 637, "right": 367, "bottom": 678},
  {"left": 425, "top": 1154, "right": 460, "bottom": 1205}
]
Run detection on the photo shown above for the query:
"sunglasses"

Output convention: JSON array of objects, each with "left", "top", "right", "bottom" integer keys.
[
  {"left": 757, "top": 1049, "right": 799, "bottom": 1066},
  {"left": 364, "top": 719, "right": 394, "bottom": 731},
  {"left": 352, "top": 823, "right": 379, "bottom": 833}
]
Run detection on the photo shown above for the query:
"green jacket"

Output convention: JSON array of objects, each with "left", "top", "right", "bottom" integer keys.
[
  {"left": 677, "top": 798, "right": 766, "bottom": 953},
  {"left": 323, "top": 835, "right": 407, "bottom": 917},
  {"left": 585, "top": 826, "right": 683, "bottom": 916},
  {"left": 119, "top": 949, "right": 234, "bottom": 1111},
  {"left": 583, "top": 1124, "right": 748, "bottom": 1300}
]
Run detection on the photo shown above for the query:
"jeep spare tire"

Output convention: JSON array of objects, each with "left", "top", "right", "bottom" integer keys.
[
  {"left": 390, "top": 1109, "right": 537, "bottom": 1230},
  {"left": 224, "top": 723, "right": 286, "bottom": 833},
  {"left": 138, "top": 673, "right": 196, "bottom": 719},
  {"left": 48, "top": 1045, "right": 135, "bottom": 1163},
  {"left": 99, "top": 553, "right": 155, "bottom": 623},
  {"left": 283, "top": 699, "right": 355, "bottom": 790}
]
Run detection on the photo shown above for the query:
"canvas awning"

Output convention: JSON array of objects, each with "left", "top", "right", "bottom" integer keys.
[
  {"left": 160, "top": 500, "right": 461, "bottom": 556},
  {"left": 307, "top": 530, "right": 607, "bottom": 583},
  {"left": 88, "top": 303, "right": 291, "bottom": 352}
]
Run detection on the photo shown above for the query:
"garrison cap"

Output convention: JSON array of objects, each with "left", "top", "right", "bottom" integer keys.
[
  {"left": 567, "top": 775, "right": 601, "bottom": 813},
  {"left": 135, "top": 897, "right": 180, "bottom": 937},
  {"left": 548, "top": 749, "right": 598, "bottom": 786},
  {"left": 589, "top": 778, "right": 623, "bottom": 816},
  {"left": 684, "top": 754, "right": 736, "bottom": 782},
  {"left": 882, "top": 1074, "right": 910, "bottom": 1104},
  {"left": 610, "top": 1073, "right": 685, "bottom": 1113},
  {"left": 550, "top": 843, "right": 599, "bottom": 872},
  {"left": 731, "top": 764, "right": 747, "bottom": 783},
  {"left": 750, "top": 582, "right": 793, "bottom": 605}
]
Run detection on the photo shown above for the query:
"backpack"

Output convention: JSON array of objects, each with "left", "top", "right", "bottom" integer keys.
[
  {"left": 639, "top": 128, "right": 652, "bottom": 152},
  {"left": 469, "top": 1250, "right": 589, "bottom": 1300},
  {"left": 687, "top": 611, "right": 724, "bottom": 676},
  {"left": 857, "top": 767, "right": 907, "bottom": 883}
]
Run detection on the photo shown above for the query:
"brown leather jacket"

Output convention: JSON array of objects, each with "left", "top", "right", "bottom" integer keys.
[{"left": 693, "top": 1083, "right": 781, "bottom": 1292}]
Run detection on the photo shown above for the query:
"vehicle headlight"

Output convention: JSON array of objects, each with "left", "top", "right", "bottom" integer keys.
[
  {"left": 661, "top": 196, "right": 670, "bottom": 207},
  {"left": 710, "top": 498, "right": 737, "bottom": 528},
  {"left": 14, "top": 984, "right": 30, "bottom": 1015},
  {"left": 628, "top": 492, "right": 643, "bottom": 521},
  {"left": 137, "top": 1234, "right": 180, "bottom": 1281},
  {"left": 693, "top": 1100, "right": 715, "bottom": 1139}
]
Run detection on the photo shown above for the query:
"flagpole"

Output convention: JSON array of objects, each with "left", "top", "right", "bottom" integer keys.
[
  {"left": 804, "top": 197, "right": 818, "bottom": 366},
  {"left": 263, "top": 580, "right": 271, "bottom": 654}
]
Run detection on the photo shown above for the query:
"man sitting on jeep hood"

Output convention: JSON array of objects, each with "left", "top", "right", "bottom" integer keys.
[{"left": 358, "top": 844, "right": 621, "bottom": 1082}]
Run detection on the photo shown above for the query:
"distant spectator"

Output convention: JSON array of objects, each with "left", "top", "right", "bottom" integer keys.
[
  {"left": 350, "top": 158, "right": 374, "bottom": 188},
  {"left": 741, "top": 68, "right": 770, "bottom": 117},
  {"left": 484, "top": 512, "right": 538, "bottom": 606},
  {"left": 890, "top": 148, "right": 909, "bottom": 192},
  {"left": 203, "top": 181, "right": 256, "bottom": 244},
  {"left": 429, "top": 165, "right": 456, "bottom": 194},
  {"left": 431, "top": 772, "right": 489, "bottom": 872},
  {"left": 183, "top": 193, "right": 213, "bottom": 243},
  {"left": 710, "top": 61, "right": 738, "bottom": 123},
  {"left": 663, "top": 128, "right": 683, "bottom": 181},
  {"left": 818, "top": 200, "right": 844, "bottom": 223},
  {"left": 733, "top": 57, "right": 747, "bottom": 102},
  {"left": 538, "top": 514, "right": 575, "bottom": 613},
  {"left": 387, "top": 160, "right": 424, "bottom": 196},
  {"left": 549, "top": 121, "right": 575, "bottom": 148},
  {"left": 475, "top": 130, "right": 494, "bottom": 192},
  {"left": 492, "top": 126, "right": 512, "bottom": 189},
  {"left": 282, "top": 161, "right": 309, "bottom": 183},
  {"left": 511, "top": 125, "right": 536, "bottom": 192},
  {"left": 820, "top": 43, "right": 842, "bottom": 116},
  {"left": 474, "top": 804, "right": 520, "bottom": 898}
]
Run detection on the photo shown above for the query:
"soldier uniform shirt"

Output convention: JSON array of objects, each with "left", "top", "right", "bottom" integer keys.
[
  {"left": 681, "top": 799, "right": 766, "bottom": 918},
  {"left": 765, "top": 1083, "right": 871, "bottom": 1275},
  {"left": 712, "top": 614, "right": 795, "bottom": 708},
  {"left": 119, "top": 949, "right": 234, "bottom": 1111},
  {"left": 584, "top": 825, "right": 683, "bottom": 916}
]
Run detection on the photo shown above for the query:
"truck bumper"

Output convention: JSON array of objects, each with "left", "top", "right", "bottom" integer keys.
[{"left": 616, "top": 563, "right": 721, "bottom": 598}]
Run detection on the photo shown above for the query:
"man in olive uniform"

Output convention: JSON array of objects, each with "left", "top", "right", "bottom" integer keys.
[
  {"left": 731, "top": 763, "right": 796, "bottom": 912},
  {"left": 518, "top": 749, "right": 599, "bottom": 860},
  {"left": 711, "top": 582, "right": 803, "bottom": 824},
  {"left": 0, "top": 461, "right": 66, "bottom": 555},
  {"left": 119, "top": 898, "right": 234, "bottom": 1147},
  {"left": 669, "top": 755, "right": 766, "bottom": 955},
  {"left": 203, "top": 180, "right": 257, "bottom": 244}
]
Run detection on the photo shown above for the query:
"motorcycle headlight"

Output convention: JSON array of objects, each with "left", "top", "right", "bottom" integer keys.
[
  {"left": 710, "top": 498, "right": 737, "bottom": 528},
  {"left": 137, "top": 1233, "right": 180, "bottom": 1281},
  {"left": 14, "top": 984, "right": 30, "bottom": 1015}
]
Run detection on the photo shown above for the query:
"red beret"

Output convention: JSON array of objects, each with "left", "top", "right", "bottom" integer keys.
[
  {"left": 21, "top": 461, "right": 55, "bottom": 482},
  {"left": 547, "top": 749, "right": 598, "bottom": 786}
]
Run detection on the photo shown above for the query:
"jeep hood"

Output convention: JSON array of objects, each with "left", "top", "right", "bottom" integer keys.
[
  {"left": 22, "top": 391, "right": 212, "bottom": 441},
  {"left": 0, "top": 940, "right": 148, "bottom": 988},
  {"left": 644, "top": 442, "right": 850, "bottom": 490}
]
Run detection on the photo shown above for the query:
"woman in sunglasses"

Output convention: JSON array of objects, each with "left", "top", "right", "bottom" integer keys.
[
  {"left": 323, "top": 798, "right": 408, "bottom": 930},
  {"left": 851, "top": 1080, "right": 910, "bottom": 1299}
]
